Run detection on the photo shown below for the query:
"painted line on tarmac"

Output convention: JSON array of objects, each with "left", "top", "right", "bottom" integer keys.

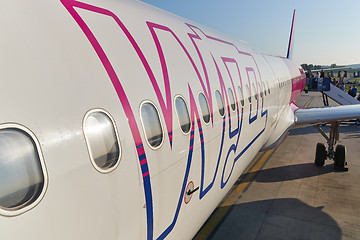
[
  {"left": 303, "top": 96, "right": 314, "bottom": 108},
  {"left": 194, "top": 148, "right": 276, "bottom": 240}
]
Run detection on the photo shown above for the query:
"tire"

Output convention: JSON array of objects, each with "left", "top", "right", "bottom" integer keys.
[
  {"left": 334, "top": 145, "right": 346, "bottom": 169},
  {"left": 315, "top": 143, "right": 326, "bottom": 167}
]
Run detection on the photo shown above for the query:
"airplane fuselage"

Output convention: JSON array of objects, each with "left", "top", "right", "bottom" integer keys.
[{"left": 0, "top": 0, "right": 305, "bottom": 239}]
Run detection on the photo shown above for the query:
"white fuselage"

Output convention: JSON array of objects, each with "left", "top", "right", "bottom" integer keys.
[{"left": 0, "top": 0, "right": 305, "bottom": 239}]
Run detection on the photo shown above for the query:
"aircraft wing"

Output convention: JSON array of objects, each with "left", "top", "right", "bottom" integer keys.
[{"left": 294, "top": 104, "right": 360, "bottom": 125}]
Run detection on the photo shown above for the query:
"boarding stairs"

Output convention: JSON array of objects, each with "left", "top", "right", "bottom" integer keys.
[{"left": 317, "top": 78, "right": 360, "bottom": 106}]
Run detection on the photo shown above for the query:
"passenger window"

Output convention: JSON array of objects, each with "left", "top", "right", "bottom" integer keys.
[
  {"left": 84, "top": 110, "right": 121, "bottom": 172},
  {"left": 263, "top": 82, "right": 267, "bottom": 96},
  {"left": 227, "top": 88, "right": 236, "bottom": 111},
  {"left": 267, "top": 81, "right": 271, "bottom": 94},
  {"left": 215, "top": 90, "right": 225, "bottom": 117},
  {"left": 237, "top": 86, "right": 244, "bottom": 106},
  {"left": 258, "top": 83, "right": 263, "bottom": 98},
  {"left": 0, "top": 126, "right": 46, "bottom": 214},
  {"left": 198, "top": 93, "right": 211, "bottom": 124},
  {"left": 175, "top": 96, "right": 191, "bottom": 134},
  {"left": 245, "top": 85, "right": 251, "bottom": 103},
  {"left": 252, "top": 83, "right": 257, "bottom": 101},
  {"left": 141, "top": 102, "right": 164, "bottom": 148}
]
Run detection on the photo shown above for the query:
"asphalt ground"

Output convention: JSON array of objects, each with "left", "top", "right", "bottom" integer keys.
[{"left": 194, "top": 91, "right": 360, "bottom": 240}]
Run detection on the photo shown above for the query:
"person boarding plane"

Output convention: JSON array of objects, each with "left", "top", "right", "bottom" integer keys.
[{"left": 0, "top": 1, "right": 359, "bottom": 239}]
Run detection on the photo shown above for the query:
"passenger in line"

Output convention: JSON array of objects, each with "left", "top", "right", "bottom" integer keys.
[
  {"left": 332, "top": 78, "right": 339, "bottom": 88},
  {"left": 340, "top": 83, "right": 345, "bottom": 91},
  {"left": 351, "top": 87, "right": 358, "bottom": 98},
  {"left": 313, "top": 72, "right": 320, "bottom": 90},
  {"left": 348, "top": 86, "right": 352, "bottom": 95},
  {"left": 320, "top": 70, "right": 325, "bottom": 78}
]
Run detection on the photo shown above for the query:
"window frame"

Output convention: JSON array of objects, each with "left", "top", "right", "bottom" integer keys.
[
  {"left": 214, "top": 89, "right": 225, "bottom": 117},
  {"left": 237, "top": 86, "right": 245, "bottom": 107},
  {"left": 252, "top": 83, "right": 258, "bottom": 101},
  {"left": 262, "top": 82, "right": 267, "bottom": 96},
  {"left": 174, "top": 95, "right": 191, "bottom": 135},
  {"left": 139, "top": 100, "right": 165, "bottom": 150},
  {"left": 227, "top": 88, "right": 236, "bottom": 112},
  {"left": 258, "top": 82, "right": 262, "bottom": 98},
  {"left": 83, "top": 108, "right": 122, "bottom": 173},
  {"left": 245, "top": 84, "right": 252, "bottom": 103},
  {"left": 198, "top": 92, "right": 211, "bottom": 125},
  {"left": 0, "top": 123, "right": 48, "bottom": 217},
  {"left": 266, "top": 81, "right": 271, "bottom": 94}
]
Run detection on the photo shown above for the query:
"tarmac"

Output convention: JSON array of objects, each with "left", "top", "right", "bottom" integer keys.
[{"left": 194, "top": 91, "right": 360, "bottom": 240}]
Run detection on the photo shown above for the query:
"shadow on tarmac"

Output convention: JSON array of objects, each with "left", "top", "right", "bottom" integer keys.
[
  {"left": 239, "top": 163, "right": 336, "bottom": 183},
  {"left": 209, "top": 198, "right": 341, "bottom": 240}
]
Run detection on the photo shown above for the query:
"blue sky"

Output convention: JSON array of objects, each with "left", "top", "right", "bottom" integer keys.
[{"left": 140, "top": 0, "right": 360, "bottom": 66}]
